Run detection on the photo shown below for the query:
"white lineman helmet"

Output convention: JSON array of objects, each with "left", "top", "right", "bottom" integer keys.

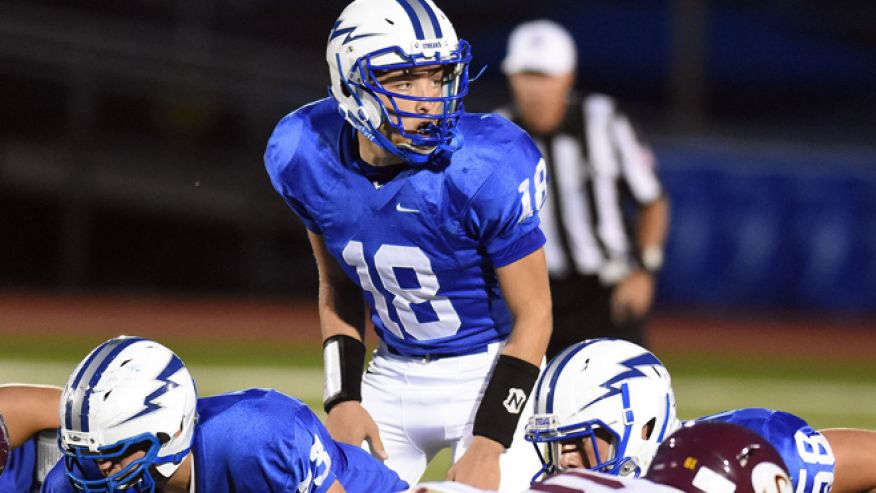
[
  {"left": 526, "top": 338, "right": 679, "bottom": 480},
  {"left": 326, "top": 0, "right": 472, "bottom": 164},
  {"left": 59, "top": 336, "right": 197, "bottom": 492}
]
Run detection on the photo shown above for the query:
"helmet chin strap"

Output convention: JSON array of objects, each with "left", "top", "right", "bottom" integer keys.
[
  {"left": 435, "top": 126, "right": 463, "bottom": 154},
  {"left": 370, "top": 121, "right": 462, "bottom": 166},
  {"left": 152, "top": 446, "right": 191, "bottom": 478},
  {"left": 423, "top": 126, "right": 464, "bottom": 166}
]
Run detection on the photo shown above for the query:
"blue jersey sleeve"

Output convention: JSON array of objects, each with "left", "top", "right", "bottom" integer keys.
[
  {"left": 699, "top": 408, "right": 835, "bottom": 493},
  {"left": 264, "top": 111, "right": 322, "bottom": 233},
  {"left": 2, "top": 438, "right": 38, "bottom": 492},
  {"left": 287, "top": 406, "right": 339, "bottom": 493},
  {"left": 292, "top": 403, "right": 407, "bottom": 493},
  {"left": 465, "top": 130, "right": 547, "bottom": 267},
  {"left": 335, "top": 443, "right": 408, "bottom": 492}
]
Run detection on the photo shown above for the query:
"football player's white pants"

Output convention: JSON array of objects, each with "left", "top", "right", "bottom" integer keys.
[{"left": 361, "top": 342, "right": 542, "bottom": 493}]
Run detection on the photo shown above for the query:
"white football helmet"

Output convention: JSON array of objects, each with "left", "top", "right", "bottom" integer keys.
[
  {"left": 526, "top": 338, "right": 679, "bottom": 481},
  {"left": 59, "top": 336, "right": 198, "bottom": 492},
  {"left": 327, "top": 0, "right": 471, "bottom": 164}
]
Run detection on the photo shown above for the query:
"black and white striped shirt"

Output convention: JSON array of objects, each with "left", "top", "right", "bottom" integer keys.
[{"left": 500, "top": 94, "right": 663, "bottom": 284}]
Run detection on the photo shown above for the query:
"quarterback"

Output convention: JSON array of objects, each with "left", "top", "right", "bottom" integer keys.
[
  {"left": 523, "top": 338, "right": 876, "bottom": 493},
  {"left": 265, "top": 0, "right": 551, "bottom": 490}
]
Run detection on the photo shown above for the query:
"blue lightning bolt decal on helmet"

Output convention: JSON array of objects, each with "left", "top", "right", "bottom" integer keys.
[
  {"left": 326, "top": 0, "right": 472, "bottom": 165},
  {"left": 59, "top": 336, "right": 198, "bottom": 493},
  {"left": 525, "top": 338, "right": 679, "bottom": 482},
  {"left": 329, "top": 20, "right": 380, "bottom": 45},
  {"left": 120, "top": 356, "right": 184, "bottom": 425},
  {"left": 581, "top": 352, "right": 664, "bottom": 410}
]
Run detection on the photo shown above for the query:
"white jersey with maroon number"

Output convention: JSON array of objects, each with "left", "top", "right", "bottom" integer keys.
[
  {"left": 412, "top": 468, "right": 684, "bottom": 493},
  {"left": 528, "top": 469, "right": 684, "bottom": 493},
  {"left": 412, "top": 481, "right": 488, "bottom": 493}
]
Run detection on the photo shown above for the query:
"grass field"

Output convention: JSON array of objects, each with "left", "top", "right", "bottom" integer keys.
[{"left": 5, "top": 325, "right": 876, "bottom": 482}]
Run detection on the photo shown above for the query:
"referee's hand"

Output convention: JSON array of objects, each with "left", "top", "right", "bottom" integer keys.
[{"left": 610, "top": 270, "right": 654, "bottom": 326}]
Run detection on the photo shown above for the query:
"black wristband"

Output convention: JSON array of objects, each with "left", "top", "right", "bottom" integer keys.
[
  {"left": 473, "top": 354, "right": 541, "bottom": 448},
  {"left": 322, "top": 335, "right": 366, "bottom": 413}
]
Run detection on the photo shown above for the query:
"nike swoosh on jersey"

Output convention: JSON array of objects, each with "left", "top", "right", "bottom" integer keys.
[{"left": 395, "top": 203, "right": 420, "bottom": 213}]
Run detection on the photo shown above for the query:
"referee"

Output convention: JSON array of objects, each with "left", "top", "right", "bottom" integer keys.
[{"left": 497, "top": 20, "right": 670, "bottom": 360}]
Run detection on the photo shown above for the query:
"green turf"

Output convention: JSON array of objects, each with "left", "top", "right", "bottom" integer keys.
[
  {"left": 660, "top": 352, "right": 876, "bottom": 383},
  {"left": 9, "top": 332, "right": 875, "bottom": 380},
  {"left": 3, "top": 332, "right": 324, "bottom": 367}
]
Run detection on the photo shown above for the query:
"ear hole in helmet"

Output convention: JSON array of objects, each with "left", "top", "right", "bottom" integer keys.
[
  {"left": 156, "top": 432, "right": 171, "bottom": 445},
  {"left": 643, "top": 418, "right": 656, "bottom": 440}
]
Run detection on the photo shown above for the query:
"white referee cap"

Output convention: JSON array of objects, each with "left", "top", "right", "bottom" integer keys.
[{"left": 501, "top": 19, "right": 577, "bottom": 76}]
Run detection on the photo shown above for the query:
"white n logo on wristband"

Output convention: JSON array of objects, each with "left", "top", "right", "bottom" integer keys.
[{"left": 503, "top": 388, "right": 527, "bottom": 414}]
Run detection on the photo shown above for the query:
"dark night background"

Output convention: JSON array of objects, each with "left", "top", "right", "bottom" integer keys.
[{"left": 2, "top": 0, "right": 875, "bottom": 314}]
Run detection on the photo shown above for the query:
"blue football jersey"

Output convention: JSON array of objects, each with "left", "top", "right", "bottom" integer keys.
[
  {"left": 696, "top": 408, "right": 834, "bottom": 493},
  {"left": 1, "top": 437, "right": 38, "bottom": 492},
  {"left": 265, "top": 98, "right": 547, "bottom": 357},
  {"left": 42, "top": 389, "right": 407, "bottom": 493}
]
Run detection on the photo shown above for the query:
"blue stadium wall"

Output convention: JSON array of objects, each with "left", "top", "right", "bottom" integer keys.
[{"left": 655, "top": 139, "right": 876, "bottom": 313}]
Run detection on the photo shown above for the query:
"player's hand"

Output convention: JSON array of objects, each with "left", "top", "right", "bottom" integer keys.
[
  {"left": 325, "top": 401, "right": 388, "bottom": 461},
  {"left": 610, "top": 269, "right": 654, "bottom": 326},
  {"left": 446, "top": 435, "right": 503, "bottom": 490}
]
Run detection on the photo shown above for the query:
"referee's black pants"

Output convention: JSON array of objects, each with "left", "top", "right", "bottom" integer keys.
[{"left": 546, "top": 274, "right": 648, "bottom": 362}]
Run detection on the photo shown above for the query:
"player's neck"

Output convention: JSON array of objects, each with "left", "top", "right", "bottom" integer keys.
[
  {"left": 158, "top": 452, "right": 193, "bottom": 493},
  {"left": 357, "top": 131, "right": 404, "bottom": 167}
]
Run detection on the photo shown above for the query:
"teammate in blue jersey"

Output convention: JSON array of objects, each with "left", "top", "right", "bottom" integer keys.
[
  {"left": 523, "top": 338, "right": 876, "bottom": 493},
  {"left": 264, "top": 0, "right": 551, "bottom": 491},
  {"left": 0, "top": 384, "right": 62, "bottom": 492},
  {"left": 41, "top": 336, "right": 408, "bottom": 493}
]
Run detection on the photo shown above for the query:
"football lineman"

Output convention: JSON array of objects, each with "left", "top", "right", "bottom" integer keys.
[
  {"left": 0, "top": 384, "right": 62, "bottom": 492},
  {"left": 524, "top": 338, "right": 876, "bottom": 493},
  {"left": 413, "top": 421, "right": 793, "bottom": 493},
  {"left": 41, "top": 336, "right": 408, "bottom": 493},
  {"left": 265, "top": 0, "right": 551, "bottom": 490}
]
